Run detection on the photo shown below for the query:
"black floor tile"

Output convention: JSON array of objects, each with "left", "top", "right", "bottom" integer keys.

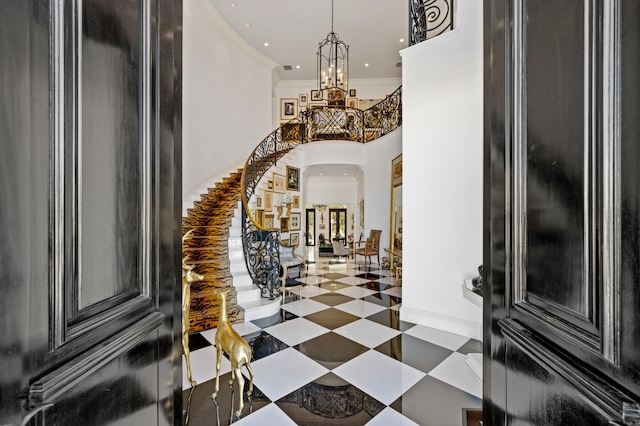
[
  {"left": 362, "top": 293, "right": 401, "bottom": 308},
  {"left": 246, "top": 331, "right": 289, "bottom": 361},
  {"left": 182, "top": 373, "right": 270, "bottom": 426},
  {"left": 457, "top": 338, "right": 483, "bottom": 355},
  {"left": 318, "top": 281, "right": 350, "bottom": 291},
  {"left": 293, "top": 332, "right": 368, "bottom": 369},
  {"left": 355, "top": 272, "right": 384, "bottom": 280},
  {"left": 310, "top": 293, "right": 355, "bottom": 306},
  {"left": 391, "top": 376, "right": 481, "bottom": 426},
  {"left": 321, "top": 272, "right": 349, "bottom": 280},
  {"left": 275, "top": 372, "right": 385, "bottom": 424},
  {"left": 358, "top": 281, "right": 393, "bottom": 292},
  {"left": 365, "top": 309, "right": 414, "bottom": 331},
  {"left": 187, "top": 333, "right": 213, "bottom": 352},
  {"left": 375, "top": 334, "right": 453, "bottom": 374},
  {"left": 304, "top": 308, "right": 360, "bottom": 330}
]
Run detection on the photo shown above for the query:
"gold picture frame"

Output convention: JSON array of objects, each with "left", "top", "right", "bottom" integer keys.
[
  {"left": 392, "top": 154, "right": 403, "bottom": 187},
  {"left": 264, "top": 190, "right": 273, "bottom": 212},
  {"left": 265, "top": 214, "right": 274, "bottom": 229},
  {"left": 255, "top": 209, "right": 264, "bottom": 227},
  {"left": 293, "top": 195, "right": 300, "bottom": 209},
  {"left": 291, "top": 233, "right": 299, "bottom": 246},
  {"left": 280, "top": 217, "right": 289, "bottom": 232},
  {"left": 346, "top": 97, "right": 358, "bottom": 109},
  {"left": 286, "top": 166, "right": 300, "bottom": 191},
  {"left": 273, "top": 173, "right": 285, "bottom": 193}
]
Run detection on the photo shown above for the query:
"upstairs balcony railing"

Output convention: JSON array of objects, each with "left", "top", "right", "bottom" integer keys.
[
  {"left": 239, "top": 86, "right": 402, "bottom": 299},
  {"left": 409, "top": 0, "right": 455, "bottom": 45}
]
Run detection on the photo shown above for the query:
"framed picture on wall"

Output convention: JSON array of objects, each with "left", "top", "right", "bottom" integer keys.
[
  {"left": 392, "top": 154, "right": 403, "bottom": 187},
  {"left": 280, "top": 217, "right": 289, "bottom": 232},
  {"left": 280, "top": 98, "right": 298, "bottom": 120},
  {"left": 255, "top": 209, "right": 264, "bottom": 227},
  {"left": 267, "top": 180, "right": 273, "bottom": 190},
  {"left": 349, "top": 89, "right": 356, "bottom": 97},
  {"left": 311, "top": 89, "right": 322, "bottom": 101},
  {"left": 299, "top": 93, "right": 308, "bottom": 106},
  {"left": 290, "top": 212, "right": 301, "bottom": 231},
  {"left": 273, "top": 173, "right": 285, "bottom": 193},
  {"left": 346, "top": 97, "right": 358, "bottom": 109},
  {"left": 292, "top": 195, "right": 300, "bottom": 209},
  {"left": 265, "top": 214, "right": 274, "bottom": 229},
  {"left": 286, "top": 166, "right": 300, "bottom": 191},
  {"left": 264, "top": 190, "right": 273, "bottom": 211},
  {"left": 256, "top": 196, "right": 262, "bottom": 208},
  {"left": 291, "top": 233, "right": 299, "bottom": 246}
]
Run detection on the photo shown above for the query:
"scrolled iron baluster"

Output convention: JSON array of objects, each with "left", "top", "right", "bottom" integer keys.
[{"left": 409, "top": 0, "right": 454, "bottom": 46}]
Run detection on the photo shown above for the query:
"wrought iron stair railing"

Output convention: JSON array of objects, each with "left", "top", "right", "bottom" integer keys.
[{"left": 240, "top": 86, "right": 403, "bottom": 299}]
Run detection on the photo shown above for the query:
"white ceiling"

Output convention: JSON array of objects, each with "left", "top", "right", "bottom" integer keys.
[{"left": 208, "top": 0, "right": 408, "bottom": 81}]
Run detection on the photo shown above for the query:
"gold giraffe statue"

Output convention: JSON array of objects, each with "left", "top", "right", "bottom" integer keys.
[
  {"left": 212, "top": 289, "right": 254, "bottom": 418},
  {"left": 182, "top": 230, "right": 204, "bottom": 387}
]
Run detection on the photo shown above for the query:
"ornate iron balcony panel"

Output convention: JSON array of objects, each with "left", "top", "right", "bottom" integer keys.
[{"left": 409, "top": 0, "right": 454, "bottom": 45}]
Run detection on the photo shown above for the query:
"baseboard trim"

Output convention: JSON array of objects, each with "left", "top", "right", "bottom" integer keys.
[{"left": 399, "top": 306, "right": 482, "bottom": 341}]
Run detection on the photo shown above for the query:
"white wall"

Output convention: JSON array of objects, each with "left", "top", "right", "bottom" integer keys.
[
  {"left": 183, "top": 0, "right": 277, "bottom": 195},
  {"left": 399, "top": 0, "right": 484, "bottom": 340}
]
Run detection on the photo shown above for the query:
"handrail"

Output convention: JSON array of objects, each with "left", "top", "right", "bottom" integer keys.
[
  {"left": 240, "top": 85, "right": 402, "bottom": 230},
  {"left": 409, "top": 0, "right": 455, "bottom": 45},
  {"left": 238, "top": 86, "right": 402, "bottom": 298}
]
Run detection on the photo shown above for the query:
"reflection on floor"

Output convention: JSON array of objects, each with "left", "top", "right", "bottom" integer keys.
[{"left": 183, "top": 257, "right": 482, "bottom": 425}]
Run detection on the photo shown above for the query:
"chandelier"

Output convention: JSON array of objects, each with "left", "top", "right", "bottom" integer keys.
[{"left": 316, "top": 0, "right": 349, "bottom": 103}]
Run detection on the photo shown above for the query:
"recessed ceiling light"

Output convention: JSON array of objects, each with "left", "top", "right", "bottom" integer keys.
[
  {"left": 319, "top": 173, "right": 324, "bottom": 176},
  {"left": 245, "top": 23, "right": 250, "bottom": 27},
  {"left": 344, "top": 173, "right": 348, "bottom": 176},
  {"left": 296, "top": 65, "right": 300, "bottom": 69},
  {"left": 365, "top": 63, "right": 369, "bottom": 67},
  {"left": 400, "top": 38, "right": 405, "bottom": 42},
  {"left": 264, "top": 42, "right": 269, "bottom": 47},
  {"left": 230, "top": 2, "right": 236, "bottom": 7}
]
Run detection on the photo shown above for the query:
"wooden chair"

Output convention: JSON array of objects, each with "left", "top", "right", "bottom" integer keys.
[{"left": 354, "top": 229, "right": 382, "bottom": 265}]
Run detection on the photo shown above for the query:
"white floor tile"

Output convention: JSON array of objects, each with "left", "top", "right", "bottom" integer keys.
[
  {"left": 298, "top": 275, "right": 330, "bottom": 285},
  {"left": 333, "top": 299, "right": 387, "bottom": 318},
  {"left": 382, "top": 286, "right": 402, "bottom": 297},
  {"left": 299, "top": 285, "right": 331, "bottom": 298},
  {"left": 334, "top": 319, "right": 401, "bottom": 348},
  {"left": 199, "top": 321, "right": 262, "bottom": 344},
  {"left": 404, "top": 325, "right": 470, "bottom": 351},
  {"left": 428, "top": 352, "right": 483, "bottom": 399},
  {"left": 333, "top": 350, "right": 425, "bottom": 405},
  {"left": 365, "top": 407, "right": 420, "bottom": 425},
  {"left": 281, "top": 298, "right": 330, "bottom": 316},
  {"left": 334, "top": 285, "right": 378, "bottom": 299},
  {"left": 335, "top": 276, "right": 374, "bottom": 286},
  {"left": 233, "top": 403, "right": 296, "bottom": 425},
  {"left": 250, "top": 347, "right": 329, "bottom": 401},
  {"left": 264, "top": 317, "right": 329, "bottom": 346},
  {"left": 182, "top": 345, "right": 231, "bottom": 390}
]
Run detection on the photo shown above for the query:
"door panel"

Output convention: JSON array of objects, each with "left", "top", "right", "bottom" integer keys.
[
  {"left": 0, "top": 0, "right": 182, "bottom": 424},
  {"left": 484, "top": 0, "right": 640, "bottom": 424}
]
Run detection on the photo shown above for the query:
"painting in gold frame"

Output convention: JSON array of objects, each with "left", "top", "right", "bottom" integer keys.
[
  {"left": 292, "top": 195, "right": 300, "bottom": 209},
  {"left": 255, "top": 210, "right": 264, "bottom": 227},
  {"left": 392, "top": 154, "right": 402, "bottom": 187},
  {"left": 273, "top": 173, "right": 285, "bottom": 193},
  {"left": 264, "top": 190, "right": 273, "bottom": 212},
  {"left": 291, "top": 233, "right": 299, "bottom": 246},
  {"left": 265, "top": 214, "right": 274, "bottom": 229},
  {"left": 280, "top": 217, "right": 289, "bottom": 232},
  {"left": 286, "top": 166, "right": 300, "bottom": 191}
]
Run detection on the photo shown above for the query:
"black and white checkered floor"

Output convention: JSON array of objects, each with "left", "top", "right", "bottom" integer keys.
[{"left": 182, "top": 257, "right": 482, "bottom": 425}]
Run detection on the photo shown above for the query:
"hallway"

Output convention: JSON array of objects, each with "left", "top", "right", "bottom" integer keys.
[{"left": 182, "top": 257, "right": 482, "bottom": 425}]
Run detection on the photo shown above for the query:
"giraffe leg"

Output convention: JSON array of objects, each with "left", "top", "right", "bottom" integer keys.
[
  {"left": 212, "top": 347, "right": 222, "bottom": 399},
  {"left": 234, "top": 366, "right": 245, "bottom": 417},
  {"left": 182, "top": 331, "right": 196, "bottom": 387},
  {"left": 244, "top": 362, "right": 254, "bottom": 396}
]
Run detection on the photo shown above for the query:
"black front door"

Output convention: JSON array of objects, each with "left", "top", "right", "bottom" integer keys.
[
  {"left": 0, "top": 1, "right": 182, "bottom": 424},
  {"left": 484, "top": 1, "right": 640, "bottom": 424}
]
